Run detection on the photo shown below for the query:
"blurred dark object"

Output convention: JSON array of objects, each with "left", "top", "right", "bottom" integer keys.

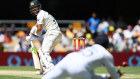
[
  {"left": 95, "top": 32, "right": 109, "bottom": 48},
  {"left": 1, "top": 24, "right": 7, "bottom": 34},
  {"left": 116, "top": 16, "right": 126, "bottom": 29}
]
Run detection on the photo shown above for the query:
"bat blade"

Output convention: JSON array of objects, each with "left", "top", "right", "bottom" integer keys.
[{"left": 31, "top": 47, "right": 41, "bottom": 69}]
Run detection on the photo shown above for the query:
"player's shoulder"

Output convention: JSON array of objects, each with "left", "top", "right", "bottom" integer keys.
[
  {"left": 37, "top": 10, "right": 48, "bottom": 17},
  {"left": 91, "top": 44, "right": 105, "bottom": 49},
  {"left": 92, "top": 44, "right": 109, "bottom": 54},
  {"left": 40, "top": 10, "right": 48, "bottom": 13}
]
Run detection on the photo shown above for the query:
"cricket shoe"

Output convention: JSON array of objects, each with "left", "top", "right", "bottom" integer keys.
[
  {"left": 36, "top": 65, "right": 46, "bottom": 75},
  {"left": 36, "top": 69, "right": 44, "bottom": 75},
  {"left": 43, "top": 64, "right": 54, "bottom": 75}
]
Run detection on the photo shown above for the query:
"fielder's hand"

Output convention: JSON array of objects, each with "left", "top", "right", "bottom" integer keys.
[
  {"left": 117, "top": 66, "right": 124, "bottom": 77},
  {"left": 26, "top": 35, "right": 32, "bottom": 44},
  {"left": 108, "top": 66, "right": 124, "bottom": 79}
]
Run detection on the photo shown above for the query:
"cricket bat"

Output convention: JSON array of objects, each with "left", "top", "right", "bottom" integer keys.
[{"left": 30, "top": 41, "right": 41, "bottom": 69}]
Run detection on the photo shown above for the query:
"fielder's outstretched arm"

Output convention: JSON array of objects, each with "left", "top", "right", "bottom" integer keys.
[{"left": 103, "top": 53, "right": 119, "bottom": 79}]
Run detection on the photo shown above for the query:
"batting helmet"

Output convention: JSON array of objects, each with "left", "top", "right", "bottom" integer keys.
[
  {"left": 29, "top": 0, "right": 41, "bottom": 15},
  {"left": 29, "top": 0, "right": 41, "bottom": 9}
]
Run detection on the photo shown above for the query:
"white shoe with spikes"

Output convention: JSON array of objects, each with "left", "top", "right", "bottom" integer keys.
[{"left": 43, "top": 64, "right": 54, "bottom": 75}]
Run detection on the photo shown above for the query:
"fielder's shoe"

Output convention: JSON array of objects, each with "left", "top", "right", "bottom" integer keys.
[{"left": 43, "top": 64, "right": 54, "bottom": 75}]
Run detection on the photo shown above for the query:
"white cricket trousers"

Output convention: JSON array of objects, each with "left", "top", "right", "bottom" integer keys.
[
  {"left": 38, "top": 30, "right": 62, "bottom": 69},
  {"left": 42, "top": 30, "right": 62, "bottom": 53}
]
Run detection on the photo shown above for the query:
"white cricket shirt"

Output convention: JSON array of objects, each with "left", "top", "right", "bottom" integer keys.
[{"left": 37, "top": 10, "right": 60, "bottom": 32}]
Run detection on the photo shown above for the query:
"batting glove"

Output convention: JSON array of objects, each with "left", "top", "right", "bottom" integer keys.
[
  {"left": 26, "top": 35, "right": 33, "bottom": 44},
  {"left": 30, "top": 25, "right": 42, "bottom": 36}
]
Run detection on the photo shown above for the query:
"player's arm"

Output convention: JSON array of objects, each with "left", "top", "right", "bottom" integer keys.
[
  {"left": 29, "top": 24, "right": 43, "bottom": 36},
  {"left": 26, "top": 14, "right": 44, "bottom": 43},
  {"left": 108, "top": 66, "right": 124, "bottom": 79},
  {"left": 36, "top": 24, "right": 43, "bottom": 34},
  {"left": 29, "top": 13, "right": 44, "bottom": 36},
  {"left": 35, "top": 24, "right": 43, "bottom": 36},
  {"left": 26, "top": 25, "right": 42, "bottom": 44},
  {"left": 86, "top": 22, "right": 90, "bottom": 31},
  {"left": 33, "top": 12, "right": 44, "bottom": 36},
  {"left": 86, "top": 19, "right": 91, "bottom": 31}
]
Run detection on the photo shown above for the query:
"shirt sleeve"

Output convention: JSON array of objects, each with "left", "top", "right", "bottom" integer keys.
[{"left": 37, "top": 14, "right": 44, "bottom": 24}]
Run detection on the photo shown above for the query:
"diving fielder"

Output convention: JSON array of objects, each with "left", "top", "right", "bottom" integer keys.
[
  {"left": 42, "top": 34, "right": 123, "bottom": 79},
  {"left": 26, "top": 0, "right": 62, "bottom": 75}
]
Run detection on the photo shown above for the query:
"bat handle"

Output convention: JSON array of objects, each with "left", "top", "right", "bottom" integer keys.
[{"left": 30, "top": 41, "right": 34, "bottom": 47}]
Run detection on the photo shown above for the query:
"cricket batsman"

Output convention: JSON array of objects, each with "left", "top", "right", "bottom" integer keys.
[
  {"left": 42, "top": 34, "right": 123, "bottom": 79},
  {"left": 26, "top": 0, "right": 62, "bottom": 75}
]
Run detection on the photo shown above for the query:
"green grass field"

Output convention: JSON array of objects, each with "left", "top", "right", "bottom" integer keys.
[{"left": 0, "top": 66, "right": 139, "bottom": 79}]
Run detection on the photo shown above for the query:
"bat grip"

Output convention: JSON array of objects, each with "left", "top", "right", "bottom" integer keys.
[{"left": 30, "top": 41, "right": 34, "bottom": 47}]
